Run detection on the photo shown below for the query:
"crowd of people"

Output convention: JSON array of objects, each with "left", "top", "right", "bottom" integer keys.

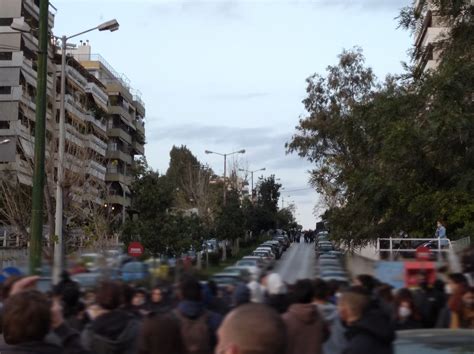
[{"left": 0, "top": 267, "right": 473, "bottom": 354}]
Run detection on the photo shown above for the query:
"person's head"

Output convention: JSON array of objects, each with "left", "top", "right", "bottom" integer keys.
[
  {"left": 353, "top": 274, "right": 378, "bottom": 294},
  {"left": 3, "top": 290, "right": 51, "bottom": 344},
  {"left": 394, "top": 288, "right": 418, "bottom": 320},
  {"left": 437, "top": 220, "right": 443, "bottom": 228},
  {"left": 376, "top": 284, "right": 394, "bottom": 303},
  {"left": 416, "top": 271, "right": 429, "bottom": 288},
  {"left": 95, "top": 281, "right": 123, "bottom": 310},
  {"left": 462, "top": 287, "right": 474, "bottom": 310},
  {"left": 132, "top": 288, "right": 147, "bottom": 307},
  {"left": 216, "top": 303, "right": 287, "bottom": 354},
  {"left": 291, "top": 279, "right": 314, "bottom": 304},
  {"left": 151, "top": 287, "right": 163, "bottom": 304},
  {"left": 337, "top": 287, "right": 370, "bottom": 324},
  {"left": 312, "top": 278, "right": 328, "bottom": 302},
  {"left": 179, "top": 275, "right": 202, "bottom": 302},
  {"left": 446, "top": 273, "right": 469, "bottom": 295},
  {"left": 1, "top": 276, "right": 23, "bottom": 300},
  {"left": 139, "top": 313, "right": 186, "bottom": 354}
]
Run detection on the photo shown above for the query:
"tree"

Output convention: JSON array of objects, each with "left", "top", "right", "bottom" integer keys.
[{"left": 287, "top": 1, "right": 474, "bottom": 245}]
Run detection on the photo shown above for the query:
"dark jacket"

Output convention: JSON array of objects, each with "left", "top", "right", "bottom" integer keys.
[
  {"left": 283, "top": 303, "right": 327, "bottom": 354},
  {"left": 176, "top": 300, "right": 222, "bottom": 347},
  {"left": 315, "top": 303, "right": 348, "bottom": 354},
  {"left": 81, "top": 310, "right": 140, "bottom": 354},
  {"left": 265, "top": 294, "right": 289, "bottom": 314},
  {"left": 0, "top": 324, "right": 88, "bottom": 354},
  {"left": 344, "top": 308, "right": 395, "bottom": 354}
]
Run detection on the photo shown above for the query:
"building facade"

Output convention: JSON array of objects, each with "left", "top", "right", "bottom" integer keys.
[
  {"left": 0, "top": 0, "right": 145, "bottom": 231},
  {"left": 413, "top": 0, "right": 450, "bottom": 74}
]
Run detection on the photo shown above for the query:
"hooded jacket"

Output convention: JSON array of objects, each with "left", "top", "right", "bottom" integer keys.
[
  {"left": 283, "top": 303, "right": 326, "bottom": 354},
  {"left": 343, "top": 308, "right": 395, "bottom": 354},
  {"left": 81, "top": 310, "right": 140, "bottom": 354},
  {"left": 315, "top": 302, "right": 348, "bottom": 354}
]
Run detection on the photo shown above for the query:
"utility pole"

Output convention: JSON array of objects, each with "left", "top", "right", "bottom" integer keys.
[
  {"left": 29, "top": 0, "right": 50, "bottom": 275},
  {"left": 223, "top": 154, "right": 227, "bottom": 206}
]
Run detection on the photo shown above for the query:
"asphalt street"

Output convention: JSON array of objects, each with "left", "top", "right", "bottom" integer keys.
[{"left": 275, "top": 238, "right": 316, "bottom": 284}]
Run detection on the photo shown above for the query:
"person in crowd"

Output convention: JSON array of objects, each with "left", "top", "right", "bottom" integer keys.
[
  {"left": 393, "top": 288, "right": 422, "bottom": 330},
  {"left": 215, "top": 303, "right": 287, "bottom": 354},
  {"left": 0, "top": 289, "right": 88, "bottom": 354},
  {"left": 312, "top": 279, "right": 347, "bottom": 354},
  {"left": 138, "top": 312, "right": 186, "bottom": 354},
  {"left": 283, "top": 279, "right": 327, "bottom": 354},
  {"left": 247, "top": 277, "right": 264, "bottom": 304},
  {"left": 147, "top": 285, "right": 170, "bottom": 314},
  {"left": 338, "top": 287, "right": 395, "bottom": 354},
  {"left": 121, "top": 284, "right": 146, "bottom": 318},
  {"left": 206, "top": 281, "right": 229, "bottom": 315},
  {"left": 353, "top": 274, "right": 378, "bottom": 296},
  {"left": 54, "top": 280, "right": 87, "bottom": 332},
  {"left": 412, "top": 271, "right": 445, "bottom": 328},
  {"left": 264, "top": 273, "right": 289, "bottom": 313},
  {"left": 81, "top": 281, "right": 141, "bottom": 354},
  {"left": 376, "top": 284, "right": 396, "bottom": 321},
  {"left": 231, "top": 283, "right": 250, "bottom": 308},
  {"left": 174, "top": 275, "right": 222, "bottom": 354},
  {"left": 436, "top": 273, "right": 470, "bottom": 328},
  {"left": 458, "top": 287, "right": 474, "bottom": 329}
]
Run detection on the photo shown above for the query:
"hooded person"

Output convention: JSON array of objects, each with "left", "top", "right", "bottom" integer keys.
[
  {"left": 338, "top": 287, "right": 395, "bottom": 354},
  {"left": 81, "top": 281, "right": 140, "bottom": 354},
  {"left": 312, "top": 279, "right": 347, "bottom": 354},
  {"left": 283, "top": 279, "right": 327, "bottom": 354},
  {"left": 264, "top": 273, "right": 289, "bottom": 314}
]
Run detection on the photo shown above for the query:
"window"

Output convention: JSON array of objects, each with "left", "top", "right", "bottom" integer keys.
[
  {"left": 0, "top": 121, "right": 11, "bottom": 129},
  {"left": 0, "top": 87, "right": 12, "bottom": 95},
  {"left": 0, "top": 18, "right": 13, "bottom": 26},
  {"left": 0, "top": 52, "right": 13, "bottom": 61}
]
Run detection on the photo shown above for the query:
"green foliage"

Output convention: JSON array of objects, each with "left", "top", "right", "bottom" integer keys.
[
  {"left": 215, "top": 189, "right": 245, "bottom": 241},
  {"left": 287, "top": 4, "right": 474, "bottom": 245}
]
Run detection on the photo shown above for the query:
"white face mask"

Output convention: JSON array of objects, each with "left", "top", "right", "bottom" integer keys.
[
  {"left": 398, "top": 307, "right": 411, "bottom": 318},
  {"left": 445, "top": 284, "right": 453, "bottom": 295}
]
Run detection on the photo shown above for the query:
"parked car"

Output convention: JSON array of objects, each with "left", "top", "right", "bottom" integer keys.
[
  {"left": 252, "top": 250, "right": 275, "bottom": 265},
  {"left": 255, "top": 247, "right": 276, "bottom": 261},
  {"left": 395, "top": 329, "right": 474, "bottom": 354},
  {"left": 223, "top": 267, "right": 252, "bottom": 281},
  {"left": 239, "top": 256, "right": 267, "bottom": 269},
  {"left": 210, "top": 272, "right": 242, "bottom": 288},
  {"left": 121, "top": 261, "right": 149, "bottom": 282}
]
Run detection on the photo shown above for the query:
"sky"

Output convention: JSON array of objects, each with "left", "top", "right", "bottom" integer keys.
[{"left": 52, "top": 0, "right": 412, "bottom": 229}]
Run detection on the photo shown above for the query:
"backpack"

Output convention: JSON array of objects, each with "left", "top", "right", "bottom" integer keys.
[{"left": 174, "top": 309, "right": 212, "bottom": 354}]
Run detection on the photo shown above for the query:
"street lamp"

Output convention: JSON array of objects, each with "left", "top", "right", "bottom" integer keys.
[
  {"left": 239, "top": 167, "right": 265, "bottom": 200},
  {"left": 205, "top": 149, "right": 246, "bottom": 205},
  {"left": 0, "top": 139, "right": 11, "bottom": 145},
  {"left": 53, "top": 19, "right": 119, "bottom": 285}
]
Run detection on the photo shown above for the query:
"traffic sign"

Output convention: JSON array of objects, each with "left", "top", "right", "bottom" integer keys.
[
  {"left": 128, "top": 242, "right": 144, "bottom": 257},
  {"left": 415, "top": 246, "right": 431, "bottom": 261}
]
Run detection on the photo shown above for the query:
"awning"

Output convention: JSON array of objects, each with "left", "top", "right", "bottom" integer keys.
[
  {"left": 19, "top": 137, "right": 34, "bottom": 158},
  {"left": 17, "top": 173, "right": 32, "bottom": 186},
  {"left": 119, "top": 182, "right": 131, "bottom": 195}
]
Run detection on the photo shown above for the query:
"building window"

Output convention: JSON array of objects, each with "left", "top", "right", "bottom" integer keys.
[
  {"left": 0, "top": 18, "right": 13, "bottom": 26},
  {"left": 0, "top": 121, "right": 11, "bottom": 129},
  {"left": 0, "top": 52, "right": 13, "bottom": 61},
  {"left": 0, "top": 86, "right": 12, "bottom": 95}
]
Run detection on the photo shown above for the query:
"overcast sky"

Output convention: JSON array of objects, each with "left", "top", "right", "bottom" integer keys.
[{"left": 53, "top": 0, "right": 412, "bottom": 229}]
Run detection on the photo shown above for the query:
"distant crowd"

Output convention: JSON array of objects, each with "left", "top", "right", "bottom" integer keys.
[{"left": 0, "top": 267, "right": 473, "bottom": 354}]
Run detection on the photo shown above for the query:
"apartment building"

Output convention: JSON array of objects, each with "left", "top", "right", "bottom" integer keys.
[
  {"left": 413, "top": 0, "right": 450, "bottom": 74},
  {"left": 69, "top": 44, "right": 146, "bottom": 220}
]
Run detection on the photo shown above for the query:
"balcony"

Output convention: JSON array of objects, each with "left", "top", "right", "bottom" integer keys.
[
  {"left": 65, "top": 94, "right": 86, "bottom": 120},
  {"left": 86, "top": 134, "right": 107, "bottom": 156},
  {"left": 108, "top": 127, "right": 132, "bottom": 144},
  {"left": 85, "top": 113, "right": 107, "bottom": 133},
  {"left": 107, "top": 194, "right": 131, "bottom": 207},
  {"left": 0, "top": 52, "right": 23, "bottom": 68},
  {"left": 109, "top": 105, "right": 132, "bottom": 120},
  {"left": 105, "top": 168, "right": 132, "bottom": 184},
  {"left": 0, "top": 86, "right": 21, "bottom": 102},
  {"left": 134, "top": 119, "right": 145, "bottom": 134},
  {"left": 132, "top": 141, "right": 145, "bottom": 155},
  {"left": 86, "top": 82, "right": 108, "bottom": 111},
  {"left": 106, "top": 149, "right": 132, "bottom": 164},
  {"left": 66, "top": 66, "right": 88, "bottom": 90},
  {"left": 87, "top": 160, "right": 106, "bottom": 180},
  {"left": 23, "top": 0, "right": 55, "bottom": 28}
]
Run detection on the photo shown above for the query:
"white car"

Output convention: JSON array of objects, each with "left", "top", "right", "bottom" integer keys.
[{"left": 232, "top": 262, "right": 262, "bottom": 280}]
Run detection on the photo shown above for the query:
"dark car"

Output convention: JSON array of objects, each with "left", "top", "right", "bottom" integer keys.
[{"left": 395, "top": 329, "right": 474, "bottom": 354}]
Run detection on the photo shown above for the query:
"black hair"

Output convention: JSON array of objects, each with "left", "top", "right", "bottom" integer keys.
[
  {"left": 291, "top": 279, "right": 314, "bottom": 304},
  {"left": 179, "top": 275, "right": 202, "bottom": 302},
  {"left": 312, "top": 278, "right": 328, "bottom": 300}
]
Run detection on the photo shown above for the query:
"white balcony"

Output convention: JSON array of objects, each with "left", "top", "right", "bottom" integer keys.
[
  {"left": 86, "top": 82, "right": 108, "bottom": 110},
  {"left": 87, "top": 160, "right": 107, "bottom": 181},
  {"left": 86, "top": 134, "right": 107, "bottom": 156},
  {"left": 66, "top": 65, "right": 88, "bottom": 89},
  {"left": 85, "top": 113, "right": 107, "bottom": 133},
  {"left": 64, "top": 94, "right": 86, "bottom": 120}
]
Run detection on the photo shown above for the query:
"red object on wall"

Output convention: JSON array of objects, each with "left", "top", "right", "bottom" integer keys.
[
  {"left": 416, "top": 246, "right": 432, "bottom": 261},
  {"left": 128, "top": 242, "right": 144, "bottom": 257}
]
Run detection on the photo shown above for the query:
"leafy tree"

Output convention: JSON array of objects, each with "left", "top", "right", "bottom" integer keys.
[{"left": 287, "top": 1, "right": 474, "bottom": 245}]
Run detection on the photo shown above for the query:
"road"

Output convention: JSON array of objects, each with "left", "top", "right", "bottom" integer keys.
[{"left": 275, "top": 239, "right": 316, "bottom": 284}]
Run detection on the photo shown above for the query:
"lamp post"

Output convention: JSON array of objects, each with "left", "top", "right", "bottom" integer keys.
[
  {"left": 52, "top": 19, "right": 119, "bottom": 285},
  {"left": 238, "top": 167, "right": 265, "bottom": 200},
  {"left": 0, "top": 139, "right": 11, "bottom": 145},
  {"left": 205, "top": 149, "right": 245, "bottom": 205}
]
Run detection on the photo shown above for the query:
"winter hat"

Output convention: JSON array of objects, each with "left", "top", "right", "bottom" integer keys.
[{"left": 266, "top": 273, "right": 287, "bottom": 295}]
